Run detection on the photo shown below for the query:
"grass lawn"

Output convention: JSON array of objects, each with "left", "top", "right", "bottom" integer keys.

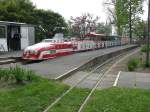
[
  {"left": 0, "top": 78, "right": 69, "bottom": 112},
  {"left": 49, "top": 88, "right": 90, "bottom": 112},
  {"left": 83, "top": 87, "right": 150, "bottom": 112},
  {"left": 1, "top": 67, "right": 150, "bottom": 112}
]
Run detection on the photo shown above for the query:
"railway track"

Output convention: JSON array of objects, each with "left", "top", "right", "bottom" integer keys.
[{"left": 43, "top": 48, "right": 139, "bottom": 112}]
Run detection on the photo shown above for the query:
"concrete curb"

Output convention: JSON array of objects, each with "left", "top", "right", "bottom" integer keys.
[
  {"left": 0, "top": 57, "right": 21, "bottom": 65},
  {"left": 55, "top": 45, "right": 138, "bottom": 80},
  {"left": 0, "top": 59, "right": 16, "bottom": 65},
  {"left": 0, "top": 56, "right": 21, "bottom": 60}
]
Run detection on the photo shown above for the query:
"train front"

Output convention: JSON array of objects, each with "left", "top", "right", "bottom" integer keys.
[{"left": 22, "top": 42, "right": 53, "bottom": 60}]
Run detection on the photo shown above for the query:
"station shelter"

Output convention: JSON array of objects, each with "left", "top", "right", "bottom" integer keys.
[{"left": 0, "top": 21, "right": 35, "bottom": 51}]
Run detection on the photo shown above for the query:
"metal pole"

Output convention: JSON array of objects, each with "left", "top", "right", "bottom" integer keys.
[
  {"left": 129, "top": 0, "right": 132, "bottom": 44},
  {"left": 146, "top": 0, "right": 150, "bottom": 67}
]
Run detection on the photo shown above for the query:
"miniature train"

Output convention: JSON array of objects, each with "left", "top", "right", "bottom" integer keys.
[{"left": 22, "top": 33, "right": 129, "bottom": 60}]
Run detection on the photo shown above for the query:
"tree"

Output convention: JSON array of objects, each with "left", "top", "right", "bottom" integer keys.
[
  {"left": 33, "top": 9, "right": 67, "bottom": 41},
  {"left": 104, "top": 0, "right": 144, "bottom": 37},
  {"left": 0, "top": 0, "right": 35, "bottom": 23},
  {"left": 96, "top": 23, "right": 106, "bottom": 34},
  {"left": 69, "top": 13, "right": 99, "bottom": 38},
  {"left": 0, "top": 0, "right": 68, "bottom": 42},
  {"left": 96, "top": 22, "right": 112, "bottom": 35},
  {"left": 133, "top": 20, "right": 146, "bottom": 40}
]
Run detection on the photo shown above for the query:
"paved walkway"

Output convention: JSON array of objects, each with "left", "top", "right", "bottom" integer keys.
[
  {"left": 116, "top": 72, "right": 150, "bottom": 89},
  {"left": 0, "top": 45, "right": 135, "bottom": 79},
  {"left": 97, "top": 48, "right": 140, "bottom": 89},
  {"left": 0, "top": 51, "right": 22, "bottom": 58},
  {"left": 63, "top": 48, "right": 140, "bottom": 89}
]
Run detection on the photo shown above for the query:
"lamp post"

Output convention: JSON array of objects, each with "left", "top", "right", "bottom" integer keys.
[
  {"left": 146, "top": 0, "right": 150, "bottom": 67},
  {"left": 129, "top": 0, "right": 132, "bottom": 44}
]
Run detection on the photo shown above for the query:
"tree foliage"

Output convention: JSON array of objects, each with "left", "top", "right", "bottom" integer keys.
[
  {"left": 115, "top": 0, "right": 129, "bottom": 35},
  {"left": 96, "top": 23, "right": 112, "bottom": 35},
  {"left": 133, "top": 20, "right": 146, "bottom": 39},
  {"left": 33, "top": 9, "right": 67, "bottom": 41},
  {"left": 0, "top": 0, "right": 35, "bottom": 23},
  {"left": 0, "top": 0, "right": 67, "bottom": 42},
  {"left": 68, "top": 13, "right": 100, "bottom": 38},
  {"left": 104, "top": 0, "right": 144, "bottom": 36}
]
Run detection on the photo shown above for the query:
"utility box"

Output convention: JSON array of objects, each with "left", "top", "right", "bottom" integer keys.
[{"left": 0, "top": 21, "right": 35, "bottom": 51}]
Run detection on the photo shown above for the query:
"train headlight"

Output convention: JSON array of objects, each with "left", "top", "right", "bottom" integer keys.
[
  {"left": 33, "top": 50, "right": 39, "bottom": 55},
  {"left": 23, "top": 50, "right": 28, "bottom": 54},
  {"left": 25, "top": 50, "right": 38, "bottom": 55}
]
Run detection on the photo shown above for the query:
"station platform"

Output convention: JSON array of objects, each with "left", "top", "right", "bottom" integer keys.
[
  {"left": 0, "top": 51, "right": 22, "bottom": 65},
  {"left": 0, "top": 51, "right": 22, "bottom": 59},
  {"left": 0, "top": 45, "right": 137, "bottom": 79}
]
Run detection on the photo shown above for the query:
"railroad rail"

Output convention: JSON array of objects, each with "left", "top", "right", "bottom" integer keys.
[{"left": 43, "top": 48, "right": 139, "bottom": 112}]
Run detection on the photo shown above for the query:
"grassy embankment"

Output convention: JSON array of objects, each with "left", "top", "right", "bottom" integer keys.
[
  {"left": 0, "top": 67, "right": 69, "bottom": 112},
  {"left": 0, "top": 67, "right": 150, "bottom": 112}
]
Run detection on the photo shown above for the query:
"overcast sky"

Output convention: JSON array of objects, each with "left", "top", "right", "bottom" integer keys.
[
  {"left": 31, "top": 0, "right": 108, "bottom": 22},
  {"left": 31, "top": 0, "right": 148, "bottom": 22}
]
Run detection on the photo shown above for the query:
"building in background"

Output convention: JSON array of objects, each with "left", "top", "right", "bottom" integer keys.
[
  {"left": 111, "top": 24, "right": 117, "bottom": 36},
  {"left": 0, "top": 21, "right": 35, "bottom": 51}
]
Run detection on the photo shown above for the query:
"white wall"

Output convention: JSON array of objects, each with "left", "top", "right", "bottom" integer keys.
[
  {"left": 28, "top": 27, "right": 35, "bottom": 46},
  {"left": 21, "top": 26, "right": 35, "bottom": 49},
  {"left": 0, "top": 38, "right": 8, "bottom": 51},
  {"left": 21, "top": 26, "right": 29, "bottom": 49},
  {"left": 21, "top": 38, "right": 28, "bottom": 49},
  {"left": 111, "top": 24, "right": 117, "bottom": 36}
]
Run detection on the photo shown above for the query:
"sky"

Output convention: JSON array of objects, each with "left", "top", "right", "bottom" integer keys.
[
  {"left": 31, "top": 0, "right": 108, "bottom": 22},
  {"left": 31, "top": 0, "right": 148, "bottom": 23}
]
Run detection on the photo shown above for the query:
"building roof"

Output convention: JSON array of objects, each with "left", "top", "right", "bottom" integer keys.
[
  {"left": 85, "top": 32, "right": 105, "bottom": 37},
  {"left": 0, "top": 21, "right": 35, "bottom": 27}
]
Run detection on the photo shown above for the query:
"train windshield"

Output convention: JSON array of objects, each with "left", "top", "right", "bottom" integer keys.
[
  {"left": 42, "top": 39, "right": 53, "bottom": 43},
  {"left": 42, "top": 39, "right": 64, "bottom": 43}
]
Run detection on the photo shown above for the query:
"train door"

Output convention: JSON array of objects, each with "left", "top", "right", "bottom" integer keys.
[{"left": 7, "top": 25, "right": 21, "bottom": 51}]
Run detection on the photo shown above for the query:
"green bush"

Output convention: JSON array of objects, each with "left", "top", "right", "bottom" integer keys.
[
  {"left": 26, "top": 70, "right": 38, "bottom": 82},
  {"left": 11, "top": 66, "right": 26, "bottom": 84},
  {"left": 141, "top": 57, "right": 150, "bottom": 68},
  {"left": 141, "top": 45, "right": 150, "bottom": 52},
  {"left": 0, "top": 66, "right": 37, "bottom": 84},
  {"left": 0, "top": 69, "right": 10, "bottom": 81},
  {"left": 127, "top": 58, "right": 139, "bottom": 71}
]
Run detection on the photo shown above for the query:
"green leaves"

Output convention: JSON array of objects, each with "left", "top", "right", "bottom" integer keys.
[
  {"left": 0, "top": 0, "right": 68, "bottom": 42},
  {"left": 141, "top": 45, "right": 150, "bottom": 52},
  {"left": 0, "top": 66, "right": 38, "bottom": 85},
  {"left": 0, "top": 0, "right": 35, "bottom": 23},
  {"left": 127, "top": 58, "right": 139, "bottom": 71},
  {"left": 133, "top": 20, "right": 146, "bottom": 39},
  {"left": 114, "top": 0, "right": 144, "bottom": 36}
]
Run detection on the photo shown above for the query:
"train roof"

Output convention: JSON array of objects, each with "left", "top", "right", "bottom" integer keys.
[{"left": 85, "top": 32, "right": 105, "bottom": 37}]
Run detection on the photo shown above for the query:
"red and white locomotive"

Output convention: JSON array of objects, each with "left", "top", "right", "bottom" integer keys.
[
  {"left": 22, "top": 33, "right": 129, "bottom": 60},
  {"left": 22, "top": 33, "right": 73, "bottom": 60}
]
